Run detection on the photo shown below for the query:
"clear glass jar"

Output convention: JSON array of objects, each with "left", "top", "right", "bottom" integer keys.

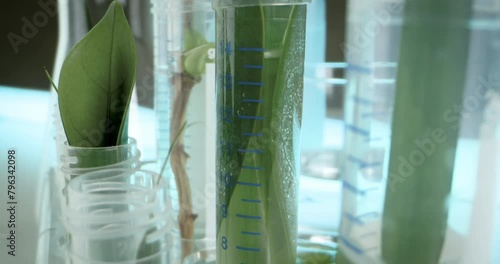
[
  {"left": 338, "top": 1, "right": 500, "bottom": 263},
  {"left": 151, "top": 0, "right": 217, "bottom": 242},
  {"left": 213, "top": 1, "right": 309, "bottom": 263},
  {"left": 62, "top": 169, "right": 170, "bottom": 263}
]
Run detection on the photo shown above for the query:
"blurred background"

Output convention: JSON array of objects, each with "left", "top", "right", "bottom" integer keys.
[
  {"left": 1, "top": 2, "right": 58, "bottom": 89},
  {"left": 0, "top": 1, "right": 346, "bottom": 91}
]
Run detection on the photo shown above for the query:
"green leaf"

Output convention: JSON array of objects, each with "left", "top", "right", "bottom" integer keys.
[
  {"left": 183, "top": 42, "right": 215, "bottom": 77},
  {"left": 216, "top": 5, "right": 306, "bottom": 263},
  {"left": 381, "top": 1, "right": 472, "bottom": 264},
  {"left": 136, "top": 226, "right": 162, "bottom": 262},
  {"left": 184, "top": 28, "right": 208, "bottom": 52},
  {"left": 58, "top": 1, "right": 136, "bottom": 147}
]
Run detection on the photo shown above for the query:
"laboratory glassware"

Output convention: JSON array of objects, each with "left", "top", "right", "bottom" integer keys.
[
  {"left": 151, "top": 0, "right": 217, "bottom": 254},
  {"left": 214, "top": 0, "right": 309, "bottom": 263},
  {"left": 338, "top": 0, "right": 500, "bottom": 263},
  {"left": 62, "top": 169, "right": 170, "bottom": 263}
]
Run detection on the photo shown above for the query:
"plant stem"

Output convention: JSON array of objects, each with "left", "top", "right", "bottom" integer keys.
[
  {"left": 168, "top": 0, "right": 216, "bottom": 259},
  {"left": 170, "top": 72, "right": 199, "bottom": 258}
]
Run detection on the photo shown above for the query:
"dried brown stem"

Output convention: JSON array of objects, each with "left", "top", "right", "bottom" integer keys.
[
  {"left": 171, "top": 0, "right": 199, "bottom": 259},
  {"left": 170, "top": 72, "right": 200, "bottom": 259}
]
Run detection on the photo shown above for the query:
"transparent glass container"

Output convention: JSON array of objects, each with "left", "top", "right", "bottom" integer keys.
[
  {"left": 338, "top": 1, "right": 500, "bottom": 263},
  {"left": 151, "top": 0, "right": 217, "bottom": 242},
  {"left": 59, "top": 138, "right": 141, "bottom": 182},
  {"left": 43, "top": 1, "right": 156, "bottom": 262},
  {"left": 298, "top": 0, "right": 344, "bottom": 240},
  {"left": 213, "top": 0, "right": 309, "bottom": 263},
  {"left": 168, "top": 233, "right": 216, "bottom": 264},
  {"left": 62, "top": 169, "right": 170, "bottom": 263}
]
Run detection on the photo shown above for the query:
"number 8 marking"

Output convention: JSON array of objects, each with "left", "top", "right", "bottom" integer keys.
[{"left": 222, "top": 236, "right": 228, "bottom": 250}]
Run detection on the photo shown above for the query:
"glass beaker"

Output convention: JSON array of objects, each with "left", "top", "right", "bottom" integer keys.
[
  {"left": 168, "top": 231, "right": 216, "bottom": 264},
  {"left": 151, "top": 0, "right": 217, "bottom": 248},
  {"left": 59, "top": 137, "right": 141, "bottom": 183},
  {"left": 338, "top": 1, "right": 500, "bottom": 264},
  {"left": 298, "top": 0, "right": 344, "bottom": 241},
  {"left": 53, "top": 137, "right": 142, "bottom": 252},
  {"left": 213, "top": 0, "right": 309, "bottom": 263},
  {"left": 62, "top": 169, "right": 170, "bottom": 263}
]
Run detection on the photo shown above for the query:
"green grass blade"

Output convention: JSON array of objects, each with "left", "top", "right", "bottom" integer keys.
[
  {"left": 159, "top": 120, "right": 188, "bottom": 180},
  {"left": 381, "top": 1, "right": 472, "bottom": 263},
  {"left": 44, "top": 67, "right": 59, "bottom": 93}
]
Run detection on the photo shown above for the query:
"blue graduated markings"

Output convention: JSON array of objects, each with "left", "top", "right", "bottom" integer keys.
[
  {"left": 243, "top": 99, "right": 263, "bottom": 103},
  {"left": 241, "top": 231, "right": 261, "bottom": 236},
  {"left": 347, "top": 154, "right": 382, "bottom": 169},
  {"left": 237, "top": 47, "right": 265, "bottom": 52},
  {"left": 230, "top": 45, "right": 265, "bottom": 262},
  {"left": 244, "top": 64, "right": 264, "bottom": 69},
  {"left": 345, "top": 123, "right": 370, "bottom": 137},
  {"left": 238, "top": 81, "right": 263, "bottom": 87},
  {"left": 238, "top": 148, "right": 263, "bottom": 154},
  {"left": 338, "top": 213, "right": 380, "bottom": 256},
  {"left": 342, "top": 180, "right": 378, "bottom": 196},
  {"left": 241, "top": 198, "right": 261, "bottom": 203},
  {"left": 241, "top": 165, "right": 263, "bottom": 170},
  {"left": 236, "top": 213, "right": 262, "bottom": 220},
  {"left": 339, "top": 236, "right": 363, "bottom": 255},
  {"left": 238, "top": 115, "right": 264, "bottom": 120},
  {"left": 236, "top": 246, "right": 261, "bottom": 252},
  {"left": 242, "top": 132, "right": 263, "bottom": 137},
  {"left": 344, "top": 211, "right": 380, "bottom": 226},
  {"left": 237, "top": 181, "right": 262, "bottom": 187},
  {"left": 344, "top": 212, "right": 366, "bottom": 225}
]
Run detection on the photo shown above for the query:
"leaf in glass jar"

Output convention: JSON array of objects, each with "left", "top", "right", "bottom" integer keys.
[{"left": 58, "top": 1, "right": 136, "bottom": 147}]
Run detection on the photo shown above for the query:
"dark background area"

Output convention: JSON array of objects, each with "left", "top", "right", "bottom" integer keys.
[
  {"left": 326, "top": 0, "right": 346, "bottom": 63},
  {"left": 0, "top": 1, "right": 345, "bottom": 91},
  {"left": 1, "top": 1, "right": 59, "bottom": 90}
]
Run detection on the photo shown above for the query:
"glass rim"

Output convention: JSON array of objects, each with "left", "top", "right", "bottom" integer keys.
[
  {"left": 151, "top": 0, "right": 212, "bottom": 14},
  {"left": 60, "top": 154, "right": 141, "bottom": 176},
  {"left": 66, "top": 168, "right": 164, "bottom": 192},
  {"left": 63, "top": 199, "right": 169, "bottom": 224},
  {"left": 62, "top": 137, "right": 137, "bottom": 151},
  {"left": 213, "top": 0, "right": 310, "bottom": 9}
]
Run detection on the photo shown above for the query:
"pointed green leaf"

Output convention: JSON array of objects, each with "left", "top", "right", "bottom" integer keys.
[
  {"left": 184, "top": 28, "right": 208, "bottom": 52},
  {"left": 44, "top": 67, "right": 58, "bottom": 93},
  {"left": 58, "top": 1, "right": 136, "bottom": 147}
]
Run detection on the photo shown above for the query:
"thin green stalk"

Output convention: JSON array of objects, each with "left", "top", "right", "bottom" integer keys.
[{"left": 382, "top": 1, "right": 472, "bottom": 264}]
